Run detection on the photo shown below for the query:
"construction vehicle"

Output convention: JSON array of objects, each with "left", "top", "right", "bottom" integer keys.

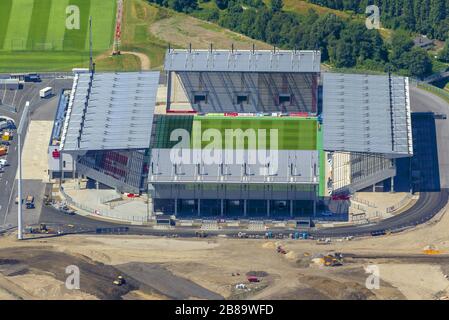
[
  {"left": 113, "top": 275, "right": 126, "bottom": 286},
  {"left": 2, "top": 131, "right": 12, "bottom": 141},
  {"left": 0, "top": 147, "right": 7, "bottom": 156},
  {"left": 276, "top": 245, "right": 287, "bottom": 254},
  {"left": 247, "top": 276, "right": 260, "bottom": 283},
  {"left": 195, "top": 231, "right": 208, "bottom": 238},
  {"left": 316, "top": 238, "right": 332, "bottom": 245},
  {"left": 26, "top": 223, "right": 49, "bottom": 234},
  {"left": 323, "top": 253, "right": 343, "bottom": 267}
]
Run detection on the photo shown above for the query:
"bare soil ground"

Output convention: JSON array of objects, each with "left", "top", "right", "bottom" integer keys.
[
  {"left": 1, "top": 204, "right": 449, "bottom": 300},
  {"left": 149, "top": 14, "right": 271, "bottom": 51}
]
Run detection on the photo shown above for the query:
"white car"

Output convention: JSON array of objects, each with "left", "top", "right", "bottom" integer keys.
[{"left": 0, "top": 159, "right": 7, "bottom": 166}]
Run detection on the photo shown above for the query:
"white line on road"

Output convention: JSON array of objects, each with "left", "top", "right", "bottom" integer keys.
[{"left": 3, "top": 178, "right": 16, "bottom": 225}]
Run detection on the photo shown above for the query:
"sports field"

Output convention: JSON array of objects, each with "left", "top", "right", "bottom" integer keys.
[
  {"left": 152, "top": 115, "right": 318, "bottom": 150},
  {"left": 0, "top": 0, "right": 116, "bottom": 71}
]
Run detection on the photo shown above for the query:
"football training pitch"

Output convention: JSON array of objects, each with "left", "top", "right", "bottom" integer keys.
[{"left": 0, "top": 0, "right": 116, "bottom": 72}]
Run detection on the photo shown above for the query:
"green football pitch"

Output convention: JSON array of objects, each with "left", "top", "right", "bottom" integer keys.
[
  {"left": 0, "top": 0, "right": 116, "bottom": 71},
  {"left": 152, "top": 115, "right": 318, "bottom": 150},
  {"left": 195, "top": 116, "right": 318, "bottom": 150}
]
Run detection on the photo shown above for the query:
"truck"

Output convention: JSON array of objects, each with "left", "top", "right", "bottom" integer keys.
[
  {"left": 1, "top": 132, "right": 12, "bottom": 141},
  {"left": 39, "top": 87, "right": 53, "bottom": 98},
  {"left": 25, "top": 195, "right": 35, "bottom": 209},
  {"left": 0, "top": 147, "right": 7, "bottom": 156}
]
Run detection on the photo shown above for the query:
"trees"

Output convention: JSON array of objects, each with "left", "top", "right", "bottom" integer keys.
[
  {"left": 270, "top": 0, "right": 283, "bottom": 13},
  {"left": 148, "top": 0, "right": 199, "bottom": 12},
  {"left": 147, "top": 0, "right": 433, "bottom": 75},
  {"left": 404, "top": 48, "right": 433, "bottom": 78},
  {"left": 215, "top": 0, "right": 229, "bottom": 10},
  {"left": 439, "top": 41, "right": 449, "bottom": 62},
  {"left": 309, "top": 0, "right": 449, "bottom": 40},
  {"left": 390, "top": 30, "right": 414, "bottom": 69}
]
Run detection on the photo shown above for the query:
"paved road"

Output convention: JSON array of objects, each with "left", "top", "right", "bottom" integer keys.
[
  {"left": 35, "top": 85, "right": 449, "bottom": 239},
  {"left": 4, "top": 81, "right": 449, "bottom": 239},
  {"left": 410, "top": 86, "right": 449, "bottom": 188},
  {"left": 0, "top": 79, "right": 72, "bottom": 230}
]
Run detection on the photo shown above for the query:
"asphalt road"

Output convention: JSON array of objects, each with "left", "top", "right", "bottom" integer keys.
[
  {"left": 312, "top": 85, "right": 449, "bottom": 237},
  {"left": 410, "top": 86, "right": 449, "bottom": 188},
  {"left": 4, "top": 80, "right": 449, "bottom": 239},
  {"left": 0, "top": 79, "right": 72, "bottom": 231}
]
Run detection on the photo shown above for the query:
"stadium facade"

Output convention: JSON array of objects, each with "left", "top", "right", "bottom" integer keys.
[{"left": 50, "top": 48, "right": 413, "bottom": 219}]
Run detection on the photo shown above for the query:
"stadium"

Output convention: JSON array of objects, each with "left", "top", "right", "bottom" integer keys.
[{"left": 49, "top": 48, "right": 413, "bottom": 220}]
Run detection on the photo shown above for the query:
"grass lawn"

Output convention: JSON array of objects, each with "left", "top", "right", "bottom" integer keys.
[
  {"left": 0, "top": 0, "right": 115, "bottom": 72},
  {"left": 94, "top": 53, "right": 141, "bottom": 72},
  {"left": 152, "top": 115, "right": 318, "bottom": 150},
  {"left": 271, "top": 0, "right": 351, "bottom": 19},
  {"left": 0, "top": 51, "right": 92, "bottom": 72},
  {"left": 195, "top": 116, "right": 317, "bottom": 150},
  {"left": 120, "top": 0, "right": 168, "bottom": 69}
]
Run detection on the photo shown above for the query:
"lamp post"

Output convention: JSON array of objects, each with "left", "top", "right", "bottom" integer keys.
[{"left": 17, "top": 101, "right": 30, "bottom": 240}]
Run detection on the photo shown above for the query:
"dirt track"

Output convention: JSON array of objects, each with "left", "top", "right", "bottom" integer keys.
[{"left": 120, "top": 51, "right": 151, "bottom": 70}]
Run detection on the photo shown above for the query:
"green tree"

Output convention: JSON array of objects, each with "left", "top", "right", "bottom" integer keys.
[
  {"left": 270, "top": 0, "right": 283, "bottom": 13},
  {"left": 215, "top": 0, "right": 229, "bottom": 10},
  {"left": 439, "top": 41, "right": 449, "bottom": 62},
  {"left": 390, "top": 30, "right": 414, "bottom": 69},
  {"left": 405, "top": 48, "right": 433, "bottom": 78}
]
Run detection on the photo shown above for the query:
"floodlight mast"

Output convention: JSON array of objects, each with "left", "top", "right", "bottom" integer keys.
[
  {"left": 89, "top": 16, "right": 93, "bottom": 73},
  {"left": 17, "top": 101, "right": 30, "bottom": 240}
]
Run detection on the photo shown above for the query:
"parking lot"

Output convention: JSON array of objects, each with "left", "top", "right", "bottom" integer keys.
[{"left": 0, "top": 75, "right": 73, "bottom": 230}]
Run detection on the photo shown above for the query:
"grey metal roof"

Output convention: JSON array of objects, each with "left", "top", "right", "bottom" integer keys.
[
  {"left": 164, "top": 49, "right": 321, "bottom": 73},
  {"left": 322, "top": 73, "right": 413, "bottom": 157},
  {"left": 148, "top": 149, "right": 319, "bottom": 184},
  {"left": 61, "top": 72, "right": 159, "bottom": 151}
]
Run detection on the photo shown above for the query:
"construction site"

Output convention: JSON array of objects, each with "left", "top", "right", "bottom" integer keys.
[{"left": 1, "top": 205, "right": 449, "bottom": 300}]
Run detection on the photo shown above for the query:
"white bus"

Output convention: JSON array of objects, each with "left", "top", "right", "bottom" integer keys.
[{"left": 39, "top": 87, "right": 53, "bottom": 98}]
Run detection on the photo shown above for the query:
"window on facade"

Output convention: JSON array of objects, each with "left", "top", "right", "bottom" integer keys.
[
  {"left": 278, "top": 94, "right": 291, "bottom": 105},
  {"left": 194, "top": 93, "right": 207, "bottom": 104},
  {"left": 236, "top": 94, "right": 249, "bottom": 104}
]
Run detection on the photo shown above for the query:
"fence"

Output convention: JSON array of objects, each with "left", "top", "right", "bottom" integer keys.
[
  {"left": 351, "top": 197, "right": 377, "bottom": 208},
  {"left": 60, "top": 186, "right": 148, "bottom": 223},
  {"left": 386, "top": 193, "right": 414, "bottom": 213},
  {"left": 410, "top": 79, "right": 449, "bottom": 104}
]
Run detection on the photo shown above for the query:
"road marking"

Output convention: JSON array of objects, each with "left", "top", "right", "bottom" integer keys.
[{"left": 3, "top": 178, "right": 16, "bottom": 225}]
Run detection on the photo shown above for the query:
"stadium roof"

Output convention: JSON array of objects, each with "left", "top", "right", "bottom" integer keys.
[
  {"left": 164, "top": 49, "right": 321, "bottom": 73},
  {"left": 322, "top": 73, "right": 413, "bottom": 157},
  {"left": 149, "top": 149, "right": 319, "bottom": 184},
  {"left": 61, "top": 72, "right": 159, "bottom": 151}
]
